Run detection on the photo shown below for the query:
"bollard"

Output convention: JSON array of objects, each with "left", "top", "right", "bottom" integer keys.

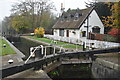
[
  {"left": 83, "top": 42, "right": 86, "bottom": 51},
  {"left": 3, "top": 44, "right": 6, "bottom": 48},
  {"left": 8, "top": 59, "right": 13, "bottom": 64}
]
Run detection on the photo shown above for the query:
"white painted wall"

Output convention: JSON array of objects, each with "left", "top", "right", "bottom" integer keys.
[
  {"left": 89, "top": 10, "right": 104, "bottom": 34},
  {"left": 54, "top": 29, "right": 79, "bottom": 39},
  {"left": 68, "top": 29, "right": 79, "bottom": 39},
  {"left": 79, "top": 10, "right": 104, "bottom": 39},
  {"left": 53, "top": 29, "right": 59, "bottom": 36}
]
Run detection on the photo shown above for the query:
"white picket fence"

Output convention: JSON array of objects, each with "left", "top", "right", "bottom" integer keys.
[{"left": 44, "top": 34, "right": 120, "bottom": 49}]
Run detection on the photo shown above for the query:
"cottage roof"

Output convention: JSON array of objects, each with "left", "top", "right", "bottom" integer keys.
[{"left": 52, "top": 7, "right": 94, "bottom": 29}]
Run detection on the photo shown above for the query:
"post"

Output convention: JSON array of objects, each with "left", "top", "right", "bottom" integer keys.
[
  {"left": 83, "top": 42, "right": 85, "bottom": 51},
  {"left": 53, "top": 46, "right": 56, "bottom": 55},
  {"left": 44, "top": 47, "right": 47, "bottom": 57},
  {"left": 60, "top": 46, "right": 62, "bottom": 52},
  {"left": 30, "top": 47, "right": 35, "bottom": 57},
  {"left": 50, "top": 46, "right": 52, "bottom": 55},
  {"left": 40, "top": 45, "right": 44, "bottom": 55},
  {"left": 76, "top": 44, "right": 78, "bottom": 51}
]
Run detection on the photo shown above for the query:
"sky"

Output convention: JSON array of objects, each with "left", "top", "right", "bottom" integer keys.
[{"left": 0, "top": 0, "right": 93, "bottom": 21}]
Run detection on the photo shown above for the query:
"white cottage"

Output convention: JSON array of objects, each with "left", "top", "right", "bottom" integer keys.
[{"left": 52, "top": 7, "right": 104, "bottom": 40}]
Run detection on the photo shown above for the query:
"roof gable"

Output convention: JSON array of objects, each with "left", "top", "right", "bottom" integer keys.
[{"left": 52, "top": 7, "right": 94, "bottom": 29}]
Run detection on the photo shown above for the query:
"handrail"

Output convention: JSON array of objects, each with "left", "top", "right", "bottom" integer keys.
[
  {"left": 25, "top": 45, "right": 43, "bottom": 64},
  {"left": 44, "top": 46, "right": 56, "bottom": 58}
]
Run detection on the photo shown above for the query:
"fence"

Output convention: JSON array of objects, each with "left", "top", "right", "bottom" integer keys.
[{"left": 44, "top": 34, "right": 120, "bottom": 49}]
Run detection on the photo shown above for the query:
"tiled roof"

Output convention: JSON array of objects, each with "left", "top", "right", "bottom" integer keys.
[{"left": 52, "top": 7, "right": 94, "bottom": 29}]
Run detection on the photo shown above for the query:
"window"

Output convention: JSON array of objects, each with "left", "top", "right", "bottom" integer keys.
[
  {"left": 74, "top": 13, "right": 79, "bottom": 20},
  {"left": 59, "top": 29, "right": 64, "bottom": 36},
  {"left": 82, "top": 31, "right": 86, "bottom": 37},
  {"left": 64, "top": 16, "right": 67, "bottom": 18},
  {"left": 67, "top": 14, "right": 71, "bottom": 21},
  {"left": 92, "top": 26, "right": 100, "bottom": 33},
  {"left": 84, "top": 26, "right": 88, "bottom": 28},
  {"left": 71, "top": 14, "right": 74, "bottom": 18},
  {"left": 61, "top": 16, "right": 64, "bottom": 22},
  {"left": 79, "top": 13, "right": 82, "bottom": 16}
]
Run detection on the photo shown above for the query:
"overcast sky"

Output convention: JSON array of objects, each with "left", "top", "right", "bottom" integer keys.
[{"left": 0, "top": 0, "right": 93, "bottom": 20}]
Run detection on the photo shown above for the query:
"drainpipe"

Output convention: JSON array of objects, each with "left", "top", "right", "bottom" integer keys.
[
  {"left": 87, "top": 17, "right": 89, "bottom": 39},
  {"left": 87, "top": 17, "right": 90, "bottom": 49}
]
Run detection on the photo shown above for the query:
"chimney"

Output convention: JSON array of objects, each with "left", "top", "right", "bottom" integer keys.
[{"left": 61, "top": 3, "right": 65, "bottom": 12}]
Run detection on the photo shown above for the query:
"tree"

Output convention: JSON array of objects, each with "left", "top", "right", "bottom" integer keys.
[
  {"left": 102, "top": 1, "right": 120, "bottom": 28},
  {"left": 11, "top": 15, "right": 31, "bottom": 33},
  {"left": 2, "top": 17, "right": 17, "bottom": 36},
  {"left": 39, "top": 11, "right": 57, "bottom": 29},
  {"left": 11, "top": 0, "right": 55, "bottom": 29},
  {"left": 111, "top": 1, "right": 120, "bottom": 29},
  {"left": 85, "top": 2, "right": 111, "bottom": 19}
]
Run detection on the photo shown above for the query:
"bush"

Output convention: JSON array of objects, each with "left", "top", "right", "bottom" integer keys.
[
  {"left": 103, "top": 34, "right": 117, "bottom": 42},
  {"left": 34, "top": 27, "right": 45, "bottom": 38}
]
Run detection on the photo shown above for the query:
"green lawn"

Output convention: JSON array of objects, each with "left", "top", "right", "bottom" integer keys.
[
  {"left": 0, "top": 38, "right": 16, "bottom": 56},
  {"left": 26, "top": 36, "right": 83, "bottom": 49}
]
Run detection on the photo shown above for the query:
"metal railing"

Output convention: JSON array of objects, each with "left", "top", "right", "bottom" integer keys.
[
  {"left": 25, "top": 45, "right": 44, "bottom": 64},
  {"left": 25, "top": 44, "right": 59, "bottom": 64},
  {"left": 44, "top": 35, "right": 120, "bottom": 49},
  {"left": 25, "top": 40, "right": 83, "bottom": 64}
]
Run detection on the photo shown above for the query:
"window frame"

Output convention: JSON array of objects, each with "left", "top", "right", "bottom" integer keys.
[{"left": 59, "top": 29, "right": 64, "bottom": 36}]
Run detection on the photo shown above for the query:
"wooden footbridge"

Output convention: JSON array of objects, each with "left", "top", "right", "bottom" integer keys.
[{"left": 1, "top": 47, "right": 120, "bottom": 78}]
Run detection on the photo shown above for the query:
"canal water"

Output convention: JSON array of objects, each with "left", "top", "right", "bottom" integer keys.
[
  {"left": 8, "top": 37, "right": 54, "bottom": 60},
  {"left": 48, "top": 64, "right": 94, "bottom": 79}
]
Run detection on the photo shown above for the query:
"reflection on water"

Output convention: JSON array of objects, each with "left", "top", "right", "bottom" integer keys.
[{"left": 48, "top": 64, "right": 93, "bottom": 79}]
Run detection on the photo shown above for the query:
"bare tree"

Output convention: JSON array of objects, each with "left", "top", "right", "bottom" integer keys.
[{"left": 11, "top": 0, "right": 56, "bottom": 29}]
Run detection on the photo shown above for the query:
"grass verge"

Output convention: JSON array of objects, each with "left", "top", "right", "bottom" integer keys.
[
  {"left": 0, "top": 38, "right": 16, "bottom": 56},
  {"left": 25, "top": 36, "right": 83, "bottom": 49}
]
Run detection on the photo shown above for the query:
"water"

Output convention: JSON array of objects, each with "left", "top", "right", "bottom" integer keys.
[
  {"left": 48, "top": 64, "right": 94, "bottom": 79},
  {"left": 8, "top": 37, "right": 54, "bottom": 60}
]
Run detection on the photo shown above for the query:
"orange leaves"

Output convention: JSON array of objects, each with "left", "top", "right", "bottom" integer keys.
[
  {"left": 102, "top": 16, "right": 114, "bottom": 27},
  {"left": 104, "top": 1, "right": 120, "bottom": 28}
]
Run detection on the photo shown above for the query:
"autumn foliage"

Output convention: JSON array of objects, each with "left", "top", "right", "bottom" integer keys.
[
  {"left": 34, "top": 27, "right": 45, "bottom": 38},
  {"left": 108, "top": 28, "right": 120, "bottom": 37},
  {"left": 103, "top": 1, "right": 120, "bottom": 28}
]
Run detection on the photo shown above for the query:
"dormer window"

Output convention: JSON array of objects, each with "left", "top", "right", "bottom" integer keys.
[
  {"left": 74, "top": 13, "right": 79, "bottom": 20},
  {"left": 64, "top": 16, "right": 67, "bottom": 18},
  {"left": 79, "top": 13, "right": 82, "bottom": 16},
  {"left": 71, "top": 14, "right": 74, "bottom": 18},
  {"left": 61, "top": 16, "right": 64, "bottom": 22},
  {"left": 67, "top": 14, "right": 71, "bottom": 21}
]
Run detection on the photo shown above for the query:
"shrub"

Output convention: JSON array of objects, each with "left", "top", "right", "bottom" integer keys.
[
  {"left": 103, "top": 34, "right": 117, "bottom": 42},
  {"left": 34, "top": 27, "right": 45, "bottom": 38}
]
